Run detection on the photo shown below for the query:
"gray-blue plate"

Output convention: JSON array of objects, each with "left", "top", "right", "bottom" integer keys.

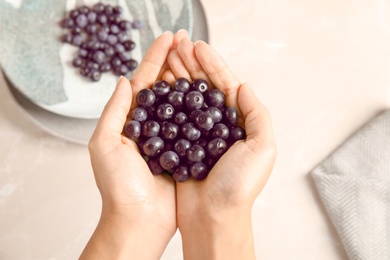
[
  {"left": 3, "top": 0, "right": 208, "bottom": 145},
  {"left": 0, "top": 0, "right": 193, "bottom": 118}
]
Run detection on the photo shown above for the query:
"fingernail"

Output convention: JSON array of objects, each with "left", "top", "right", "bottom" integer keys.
[
  {"left": 177, "top": 28, "right": 188, "bottom": 35},
  {"left": 116, "top": 75, "right": 127, "bottom": 88}
]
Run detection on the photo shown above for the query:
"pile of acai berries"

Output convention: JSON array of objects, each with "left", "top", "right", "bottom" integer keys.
[
  {"left": 60, "top": 3, "right": 140, "bottom": 82},
  {"left": 123, "top": 78, "right": 246, "bottom": 182}
]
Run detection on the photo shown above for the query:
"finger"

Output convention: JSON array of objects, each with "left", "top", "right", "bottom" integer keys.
[
  {"left": 167, "top": 48, "right": 191, "bottom": 80},
  {"left": 172, "top": 29, "right": 189, "bottom": 49},
  {"left": 161, "top": 68, "right": 176, "bottom": 85},
  {"left": 177, "top": 37, "right": 211, "bottom": 85},
  {"left": 194, "top": 41, "right": 241, "bottom": 107},
  {"left": 238, "top": 83, "right": 275, "bottom": 149},
  {"left": 130, "top": 31, "right": 174, "bottom": 105},
  {"left": 91, "top": 76, "right": 132, "bottom": 147}
]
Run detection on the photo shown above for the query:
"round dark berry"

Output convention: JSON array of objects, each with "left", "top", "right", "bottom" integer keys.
[
  {"left": 137, "top": 89, "right": 156, "bottom": 108},
  {"left": 207, "top": 138, "right": 228, "bottom": 159},
  {"left": 131, "top": 107, "right": 148, "bottom": 122},
  {"left": 206, "top": 107, "right": 223, "bottom": 123},
  {"left": 191, "top": 79, "right": 209, "bottom": 94},
  {"left": 211, "top": 123, "right": 230, "bottom": 140},
  {"left": 143, "top": 136, "right": 164, "bottom": 157},
  {"left": 224, "top": 107, "right": 238, "bottom": 125},
  {"left": 229, "top": 126, "right": 246, "bottom": 141},
  {"left": 185, "top": 91, "right": 204, "bottom": 110},
  {"left": 182, "top": 123, "right": 201, "bottom": 141},
  {"left": 205, "top": 89, "right": 225, "bottom": 108},
  {"left": 161, "top": 122, "right": 179, "bottom": 140},
  {"left": 195, "top": 111, "right": 214, "bottom": 131},
  {"left": 152, "top": 80, "right": 172, "bottom": 97},
  {"left": 174, "top": 139, "right": 192, "bottom": 157},
  {"left": 187, "top": 145, "right": 206, "bottom": 163},
  {"left": 142, "top": 120, "right": 160, "bottom": 137},
  {"left": 156, "top": 103, "right": 175, "bottom": 120},
  {"left": 173, "top": 166, "right": 190, "bottom": 182},
  {"left": 174, "top": 77, "right": 191, "bottom": 93},
  {"left": 174, "top": 112, "right": 187, "bottom": 125},
  {"left": 147, "top": 157, "right": 164, "bottom": 175},
  {"left": 159, "top": 151, "right": 180, "bottom": 171},
  {"left": 167, "top": 91, "right": 184, "bottom": 108},
  {"left": 190, "top": 162, "right": 208, "bottom": 180},
  {"left": 123, "top": 120, "right": 141, "bottom": 140}
]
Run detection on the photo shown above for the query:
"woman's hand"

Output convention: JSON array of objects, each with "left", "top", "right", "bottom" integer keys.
[
  {"left": 80, "top": 32, "right": 177, "bottom": 260},
  {"left": 169, "top": 30, "right": 277, "bottom": 260}
]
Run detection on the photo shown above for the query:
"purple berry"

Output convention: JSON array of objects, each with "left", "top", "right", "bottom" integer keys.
[
  {"left": 174, "top": 77, "right": 191, "bottom": 93},
  {"left": 187, "top": 145, "right": 206, "bottom": 163},
  {"left": 132, "top": 19, "right": 142, "bottom": 29},
  {"left": 123, "top": 120, "right": 141, "bottom": 140},
  {"left": 174, "top": 112, "right": 187, "bottom": 125},
  {"left": 93, "top": 3, "right": 105, "bottom": 13},
  {"left": 167, "top": 91, "right": 184, "bottom": 108},
  {"left": 207, "top": 138, "right": 228, "bottom": 159},
  {"left": 107, "top": 34, "right": 118, "bottom": 45},
  {"left": 89, "top": 70, "right": 101, "bottom": 82},
  {"left": 152, "top": 80, "right": 172, "bottom": 97},
  {"left": 173, "top": 166, "right": 190, "bottom": 182},
  {"left": 131, "top": 107, "right": 148, "bottom": 122},
  {"left": 136, "top": 88, "right": 156, "bottom": 108},
  {"left": 76, "top": 14, "right": 88, "bottom": 28},
  {"left": 87, "top": 11, "right": 97, "bottom": 23},
  {"left": 147, "top": 158, "right": 164, "bottom": 175},
  {"left": 159, "top": 151, "right": 180, "bottom": 171},
  {"left": 205, "top": 89, "right": 225, "bottom": 108},
  {"left": 182, "top": 123, "right": 201, "bottom": 141},
  {"left": 161, "top": 122, "right": 179, "bottom": 140},
  {"left": 191, "top": 79, "right": 209, "bottom": 94},
  {"left": 143, "top": 136, "right": 164, "bottom": 157},
  {"left": 224, "top": 107, "right": 238, "bottom": 125},
  {"left": 206, "top": 107, "right": 223, "bottom": 123},
  {"left": 174, "top": 139, "right": 191, "bottom": 157},
  {"left": 72, "top": 57, "right": 84, "bottom": 67},
  {"left": 100, "top": 63, "right": 111, "bottom": 72},
  {"left": 142, "top": 120, "right": 160, "bottom": 137},
  {"left": 125, "top": 59, "right": 138, "bottom": 71},
  {"left": 156, "top": 103, "right": 175, "bottom": 120},
  {"left": 185, "top": 91, "right": 204, "bottom": 110},
  {"left": 190, "top": 162, "right": 208, "bottom": 180},
  {"left": 211, "top": 123, "right": 230, "bottom": 140},
  {"left": 229, "top": 126, "right": 246, "bottom": 141},
  {"left": 119, "top": 20, "right": 132, "bottom": 31},
  {"left": 195, "top": 111, "right": 214, "bottom": 131}
]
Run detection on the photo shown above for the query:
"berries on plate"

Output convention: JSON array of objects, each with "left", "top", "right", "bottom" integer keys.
[{"left": 60, "top": 3, "right": 141, "bottom": 81}]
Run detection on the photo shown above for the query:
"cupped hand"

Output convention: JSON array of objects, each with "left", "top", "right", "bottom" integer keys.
[
  {"left": 168, "top": 30, "right": 277, "bottom": 259},
  {"left": 85, "top": 31, "right": 177, "bottom": 259}
]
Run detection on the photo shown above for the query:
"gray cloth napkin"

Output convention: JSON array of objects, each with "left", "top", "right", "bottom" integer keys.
[{"left": 311, "top": 109, "right": 390, "bottom": 260}]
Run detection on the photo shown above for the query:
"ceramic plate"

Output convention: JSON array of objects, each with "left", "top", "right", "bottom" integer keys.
[
  {"left": 2, "top": 0, "right": 208, "bottom": 145},
  {"left": 0, "top": 0, "right": 193, "bottom": 119}
]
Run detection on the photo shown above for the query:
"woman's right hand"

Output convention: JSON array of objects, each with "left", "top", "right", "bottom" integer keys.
[{"left": 168, "top": 30, "right": 277, "bottom": 260}]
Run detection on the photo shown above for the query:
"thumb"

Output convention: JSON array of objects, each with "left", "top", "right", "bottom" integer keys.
[
  {"left": 237, "top": 83, "right": 275, "bottom": 152},
  {"left": 91, "top": 76, "right": 132, "bottom": 146}
]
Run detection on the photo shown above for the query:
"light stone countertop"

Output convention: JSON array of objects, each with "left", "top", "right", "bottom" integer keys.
[{"left": 1, "top": 0, "right": 390, "bottom": 259}]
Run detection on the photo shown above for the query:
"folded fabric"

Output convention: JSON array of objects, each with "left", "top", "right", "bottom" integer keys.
[{"left": 312, "top": 109, "right": 390, "bottom": 260}]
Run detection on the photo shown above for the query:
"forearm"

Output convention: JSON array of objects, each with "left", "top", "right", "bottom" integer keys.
[
  {"left": 80, "top": 211, "right": 169, "bottom": 260},
  {"left": 179, "top": 209, "right": 256, "bottom": 260}
]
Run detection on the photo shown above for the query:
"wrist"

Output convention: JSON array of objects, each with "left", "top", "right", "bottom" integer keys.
[
  {"left": 179, "top": 207, "right": 255, "bottom": 260},
  {"left": 80, "top": 209, "right": 175, "bottom": 260}
]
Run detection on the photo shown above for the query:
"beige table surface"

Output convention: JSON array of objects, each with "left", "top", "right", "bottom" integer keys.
[{"left": 1, "top": 0, "right": 390, "bottom": 259}]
